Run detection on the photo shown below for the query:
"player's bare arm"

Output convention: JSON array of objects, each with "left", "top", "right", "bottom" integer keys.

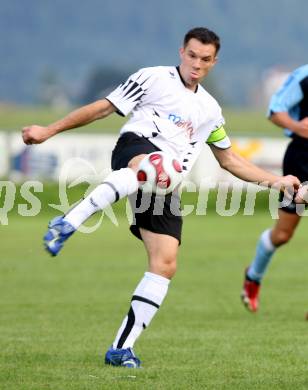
[
  {"left": 210, "top": 145, "right": 300, "bottom": 190},
  {"left": 22, "top": 98, "right": 116, "bottom": 145},
  {"left": 270, "top": 112, "right": 308, "bottom": 138}
]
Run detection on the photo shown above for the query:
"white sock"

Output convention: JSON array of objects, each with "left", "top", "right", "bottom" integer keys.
[
  {"left": 64, "top": 168, "right": 138, "bottom": 229},
  {"left": 113, "top": 272, "right": 170, "bottom": 349}
]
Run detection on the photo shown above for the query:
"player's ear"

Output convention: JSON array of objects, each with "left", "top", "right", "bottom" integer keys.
[
  {"left": 179, "top": 47, "right": 184, "bottom": 58},
  {"left": 210, "top": 56, "right": 218, "bottom": 69}
]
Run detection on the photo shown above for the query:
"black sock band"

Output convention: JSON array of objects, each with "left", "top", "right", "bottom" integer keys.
[
  {"left": 132, "top": 295, "right": 160, "bottom": 308},
  {"left": 103, "top": 181, "right": 120, "bottom": 202}
]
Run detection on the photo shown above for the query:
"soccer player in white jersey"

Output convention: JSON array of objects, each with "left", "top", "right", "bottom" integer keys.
[{"left": 22, "top": 27, "right": 301, "bottom": 368}]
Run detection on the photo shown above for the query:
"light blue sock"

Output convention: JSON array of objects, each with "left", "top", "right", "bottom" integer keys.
[{"left": 247, "top": 229, "right": 276, "bottom": 283}]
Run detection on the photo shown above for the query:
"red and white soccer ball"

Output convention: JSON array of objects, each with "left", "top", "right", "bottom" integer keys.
[{"left": 137, "top": 152, "right": 183, "bottom": 195}]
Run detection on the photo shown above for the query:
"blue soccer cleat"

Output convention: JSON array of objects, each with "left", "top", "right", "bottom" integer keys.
[
  {"left": 105, "top": 346, "right": 141, "bottom": 368},
  {"left": 43, "top": 216, "right": 75, "bottom": 256}
]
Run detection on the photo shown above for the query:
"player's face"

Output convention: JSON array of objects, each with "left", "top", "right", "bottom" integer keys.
[{"left": 179, "top": 38, "right": 218, "bottom": 90}]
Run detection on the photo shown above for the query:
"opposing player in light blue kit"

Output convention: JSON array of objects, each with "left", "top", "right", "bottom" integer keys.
[
  {"left": 241, "top": 64, "right": 308, "bottom": 313},
  {"left": 22, "top": 28, "right": 301, "bottom": 367}
]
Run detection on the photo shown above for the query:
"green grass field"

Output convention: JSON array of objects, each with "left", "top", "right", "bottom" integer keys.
[
  {"left": 0, "top": 105, "right": 283, "bottom": 137},
  {"left": 1, "top": 209, "right": 308, "bottom": 389}
]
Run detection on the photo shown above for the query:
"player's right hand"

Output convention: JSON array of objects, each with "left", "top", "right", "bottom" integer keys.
[{"left": 22, "top": 125, "right": 53, "bottom": 145}]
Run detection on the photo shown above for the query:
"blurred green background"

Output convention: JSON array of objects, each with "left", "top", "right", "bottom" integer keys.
[{"left": 0, "top": 105, "right": 282, "bottom": 137}]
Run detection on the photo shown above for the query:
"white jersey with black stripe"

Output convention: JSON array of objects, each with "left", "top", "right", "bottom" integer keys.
[{"left": 106, "top": 66, "right": 231, "bottom": 173}]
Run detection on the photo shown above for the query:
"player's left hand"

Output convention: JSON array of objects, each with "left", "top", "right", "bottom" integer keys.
[
  {"left": 274, "top": 175, "right": 301, "bottom": 201},
  {"left": 294, "top": 184, "right": 308, "bottom": 204}
]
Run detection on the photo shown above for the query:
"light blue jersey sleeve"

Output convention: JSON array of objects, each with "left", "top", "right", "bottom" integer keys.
[
  {"left": 268, "top": 74, "right": 303, "bottom": 116},
  {"left": 268, "top": 65, "right": 308, "bottom": 136}
]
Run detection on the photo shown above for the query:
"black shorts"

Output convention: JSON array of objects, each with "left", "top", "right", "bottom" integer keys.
[
  {"left": 111, "top": 132, "right": 183, "bottom": 243},
  {"left": 280, "top": 137, "right": 308, "bottom": 213}
]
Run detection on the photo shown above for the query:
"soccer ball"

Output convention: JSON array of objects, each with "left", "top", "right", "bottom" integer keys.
[{"left": 136, "top": 152, "right": 183, "bottom": 195}]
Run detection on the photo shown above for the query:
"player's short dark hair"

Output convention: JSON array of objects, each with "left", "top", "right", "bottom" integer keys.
[{"left": 183, "top": 27, "right": 220, "bottom": 53}]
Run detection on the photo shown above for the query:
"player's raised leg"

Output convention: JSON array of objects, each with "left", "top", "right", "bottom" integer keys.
[
  {"left": 105, "top": 229, "right": 179, "bottom": 368},
  {"left": 44, "top": 166, "right": 139, "bottom": 256}
]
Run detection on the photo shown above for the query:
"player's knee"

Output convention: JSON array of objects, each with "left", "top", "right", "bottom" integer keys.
[
  {"left": 164, "top": 257, "right": 177, "bottom": 279},
  {"left": 127, "top": 154, "right": 147, "bottom": 171},
  {"left": 151, "top": 255, "right": 177, "bottom": 279},
  {"left": 273, "top": 229, "right": 294, "bottom": 246}
]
